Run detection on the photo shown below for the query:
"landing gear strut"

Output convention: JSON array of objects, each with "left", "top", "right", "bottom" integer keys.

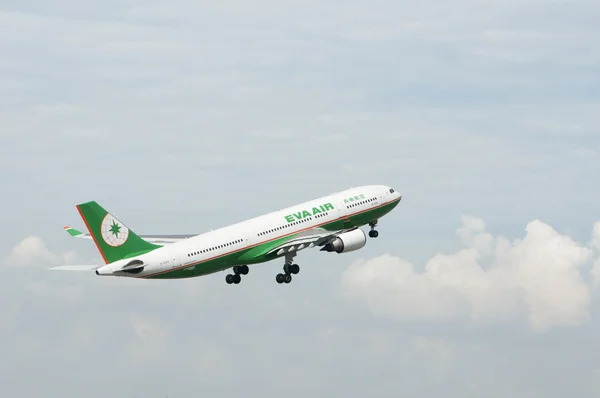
[
  {"left": 276, "top": 252, "right": 299, "bottom": 284},
  {"left": 368, "top": 220, "right": 379, "bottom": 238},
  {"left": 226, "top": 265, "right": 249, "bottom": 284}
]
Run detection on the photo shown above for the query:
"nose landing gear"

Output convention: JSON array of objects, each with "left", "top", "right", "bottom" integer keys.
[{"left": 368, "top": 220, "right": 379, "bottom": 238}]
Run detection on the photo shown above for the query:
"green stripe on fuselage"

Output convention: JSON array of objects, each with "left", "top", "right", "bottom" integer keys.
[{"left": 146, "top": 198, "right": 400, "bottom": 279}]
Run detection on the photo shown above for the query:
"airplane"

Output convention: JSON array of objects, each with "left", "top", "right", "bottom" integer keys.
[{"left": 53, "top": 185, "right": 402, "bottom": 284}]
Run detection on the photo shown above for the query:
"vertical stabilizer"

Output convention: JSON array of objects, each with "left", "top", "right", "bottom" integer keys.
[{"left": 76, "top": 201, "right": 161, "bottom": 263}]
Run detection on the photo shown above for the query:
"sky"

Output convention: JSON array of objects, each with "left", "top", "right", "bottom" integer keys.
[{"left": 1, "top": 0, "right": 600, "bottom": 396}]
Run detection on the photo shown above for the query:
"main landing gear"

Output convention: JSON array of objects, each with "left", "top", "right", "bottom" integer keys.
[
  {"left": 225, "top": 265, "right": 249, "bottom": 284},
  {"left": 276, "top": 253, "right": 300, "bottom": 284},
  {"left": 368, "top": 220, "right": 379, "bottom": 238}
]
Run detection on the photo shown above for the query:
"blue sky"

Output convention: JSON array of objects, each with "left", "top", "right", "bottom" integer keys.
[{"left": 1, "top": 1, "right": 600, "bottom": 397}]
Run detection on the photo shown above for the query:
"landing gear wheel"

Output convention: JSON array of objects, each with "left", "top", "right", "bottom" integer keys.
[
  {"left": 368, "top": 220, "right": 379, "bottom": 238},
  {"left": 234, "top": 265, "right": 249, "bottom": 275},
  {"left": 227, "top": 265, "right": 249, "bottom": 284},
  {"left": 276, "top": 273, "right": 285, "bottom": 284},
  {"left": 278, "top": 252, "right": 298, "bottom": 284}
]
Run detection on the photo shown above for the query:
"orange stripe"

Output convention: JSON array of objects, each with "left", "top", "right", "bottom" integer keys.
[
  {"left": 142, "top": 198, "right": 400, "bottom": 278},
  {"left": 77, "top": 205, "right": 109, "bottom": 264}
]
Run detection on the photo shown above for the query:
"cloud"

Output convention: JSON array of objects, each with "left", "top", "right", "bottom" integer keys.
[
  {"left": 340, "top": 216, "right": 595, "bottom": 332},
  {"left": 3, "top": 236, "right": 78, "bottom": 267},
  {"left": 592, "top": 221, "right": 600, "bottom": 251},
  {"left": 588, "top": 222, "right": 600, "bottom": 288}
]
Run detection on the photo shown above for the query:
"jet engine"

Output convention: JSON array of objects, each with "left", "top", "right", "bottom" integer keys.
[
  {"left": 320, "top": 228, "right": 367, "bottom": 253},
  {"left": 95, "top": 258, "right": 145, "bottom": 276},
  {"left": 121, "top": 259, "right": 145, "bottom": 274}
]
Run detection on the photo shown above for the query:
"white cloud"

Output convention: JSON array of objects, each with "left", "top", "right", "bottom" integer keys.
[
  {"left": 457, "top": 215, "right": 494, "bottom": 254},
  {"left": 589, "top": 222, "right": 600, "bottom": 288},
  {"left": 340, "top": 217, "right": 595, "bottom": 332},
  {"left": 592, "top": 222, "right": 600, "bottom": 251},
  {"left": 3, "top": 236, "right": 78, "bottom": 267}
]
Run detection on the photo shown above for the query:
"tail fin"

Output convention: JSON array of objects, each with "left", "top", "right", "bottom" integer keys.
[{"left": 76, "top": 201, "right": 161, "bottom": 264}]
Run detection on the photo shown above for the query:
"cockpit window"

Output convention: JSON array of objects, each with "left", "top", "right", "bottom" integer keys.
[{"left": 389, "top": 188, "right": 394, "bottom": 193}]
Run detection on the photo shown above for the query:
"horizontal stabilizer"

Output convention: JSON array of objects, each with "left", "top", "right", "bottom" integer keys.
[
  {"left": 50, "top": 265, "right": 103, "bottom": 271},
  {"left": 63, "top": 225, "right": 194, "bottom": 245},
  {"left": 64, "top": 226, "right": 86, "bottom": 237}
]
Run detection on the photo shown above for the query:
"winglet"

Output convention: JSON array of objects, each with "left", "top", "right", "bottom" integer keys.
[{"left": 64, "top": 225, "right": 84, "bottom": 237}]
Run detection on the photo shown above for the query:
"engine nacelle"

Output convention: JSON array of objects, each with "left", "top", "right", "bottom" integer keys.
[
  {"left": 320, "top": 228, "right": 367, "bottom": 253},
  {"left": 121, "top": 259, "right": 145, "bottom": 274},
  {"left": 96, "top": 258, "right": 145, "bottom": 276}
]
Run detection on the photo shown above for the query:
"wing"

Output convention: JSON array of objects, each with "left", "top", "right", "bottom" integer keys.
[
  {"left": 64, "top": 226, "right": 196, "bottom": 245},
  {"left": 264, "top": 226, "right": 356, "bottom": 257}
]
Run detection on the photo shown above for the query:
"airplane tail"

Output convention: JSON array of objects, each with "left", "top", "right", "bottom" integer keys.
[{"left": 76, "top": 201, "right": 161, "bottom": 264}]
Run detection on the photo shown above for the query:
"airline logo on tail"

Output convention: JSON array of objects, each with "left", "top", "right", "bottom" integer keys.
[
  {"left": 100, "top": 214, "right": 129, "bottom": 247},
  {"left": 73, "top": 200, "right": 161, "bottom": 264}
]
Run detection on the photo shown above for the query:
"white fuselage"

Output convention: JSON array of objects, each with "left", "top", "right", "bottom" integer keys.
[{"left": 96, "top": 185, "right": 401, "bottom": 277}]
